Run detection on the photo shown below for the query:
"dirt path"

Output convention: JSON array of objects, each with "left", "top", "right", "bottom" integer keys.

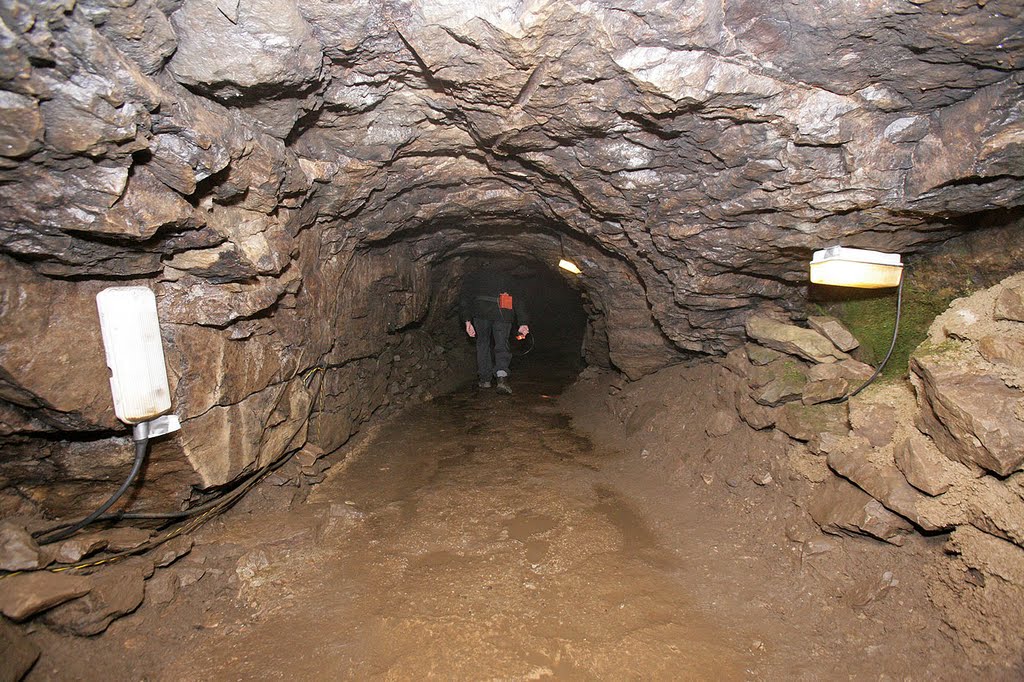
[
  {"left": 26, "top": 357, "right": 981, "bottom": 680},
  {"left": 155, "top": 365, "right": 754, "bottom": 679}
]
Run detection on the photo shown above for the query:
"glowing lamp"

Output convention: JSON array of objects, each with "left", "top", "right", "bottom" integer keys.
[
  {"left": 558, "top": 259, "right": 582, "bottom": 275},
  {"left": 807, "top": 246, "right": 906, "bottom": 403},
  {"left": 810, "top": 246, "right": 903, "bottom": 289},
  {"left": 96, "top": 287, "right": 173, "bottom": 425}
]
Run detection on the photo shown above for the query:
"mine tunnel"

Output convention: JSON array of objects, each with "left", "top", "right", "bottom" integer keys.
[{"left": 1, "top": 1, "right": 1024, "bottom": 679}]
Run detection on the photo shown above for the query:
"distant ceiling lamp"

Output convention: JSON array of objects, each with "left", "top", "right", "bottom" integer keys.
[
  {"left": 809, "top": 246, "right": 905, "bottom": 402},
  {"left": 557, "top": 233, "right": 583, "bottom": 275},
  {"left": 558, "top": 258, "right": 582, "bottom": 275}
]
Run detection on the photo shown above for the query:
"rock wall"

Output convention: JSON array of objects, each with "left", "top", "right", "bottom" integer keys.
[
  {"left": 720, "top": 273, "right": 1024, "bottom": 664},
  {"left": 1, "top": 2, "right": 1023, "bottom": 511}
]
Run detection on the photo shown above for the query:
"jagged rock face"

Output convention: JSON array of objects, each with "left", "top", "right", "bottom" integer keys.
[{"left": 0, "top": 1, "right": 1022, "bottom": 504}]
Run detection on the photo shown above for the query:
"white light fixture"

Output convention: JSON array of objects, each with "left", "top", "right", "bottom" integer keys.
[
  {"left": 807, "top": 246, "right": 906, "bottom": 402},
  {"left": 810, "top": 246, "right": 903, "bottom": 289},
  {"left": 558, "top": 258, "right": 582, "bottom": 275},
  {"left": 96, "top": 287, "right": 180, "bottom": 439},
  {"left": 36, "top": 287, "right": 180, "bottom": 544}
]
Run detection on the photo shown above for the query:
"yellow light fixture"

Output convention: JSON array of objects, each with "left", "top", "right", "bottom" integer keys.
[
  {"left": 558, "top": 258, "right": 582, "bottom": 275},
  {"left": 809, "top": 246, "right": 903, "bottom": 288}
]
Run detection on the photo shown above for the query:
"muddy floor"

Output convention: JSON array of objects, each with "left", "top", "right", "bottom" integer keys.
[{"left": 24, "top": 353, "right": 994, "bottom": 680}]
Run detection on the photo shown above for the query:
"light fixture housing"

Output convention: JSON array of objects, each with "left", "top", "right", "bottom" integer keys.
[
  {"left": 809, "top": 246, "right": 903, "bottom": 289},
  {"left": 558, "top": 258, "right": 582, "bottom": 275},
  {"left": 96, "top": 286, "right": 173, "bottom": 424}
]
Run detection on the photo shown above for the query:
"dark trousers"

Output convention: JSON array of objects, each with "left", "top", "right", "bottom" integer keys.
[{"left": 473, "top": 317, "right": 512, "bottom": 382}]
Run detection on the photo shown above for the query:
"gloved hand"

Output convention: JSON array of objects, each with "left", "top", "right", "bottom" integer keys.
[
  {"left": 516, "top": 325, "right": 529, "bottom": 340},
  {"left": 465, "top": 320, "right": 476, "bottom": 338}
]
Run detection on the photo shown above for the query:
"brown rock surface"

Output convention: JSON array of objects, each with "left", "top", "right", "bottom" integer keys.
[
  {"left": 53, "top": 535, "right": 109, "bottom": 564},
  {"left": 0, "top": 619, "right": 40, "bottom": 682},
  {"left": 735, "top": 389, "right": 778, "bottom": 431},
  {"left": 977, "top": 335, "right": 1024, "bottom": 368},
  {"left": 894, "top": 433, "right": 957, "bottom": 497},
  {"left": 807, "top": 359, "right": 875, "bottom": 385},
  {"left": 0, "top": 258, "right": 118, "bottom": 433},
  {"left": 0, "top": 571, "right": 91, "bottom": 622},
  {"left": 849, "top": 396, "right": 898, "bottom": 448},
  {"left": 802, "top": 378, "right": 848, "bottom": 405},
  {"left": 43, "top": 557, "right": 154, "bottom": 636},
  {"left": 745, "top": 344, "right": 783, "bottom": 366},
  {"left": 144, "top": 570, "right": 180, "bottom": 606},
  {"left": 911, "top": 354, "right": 1024, "bottom": 476},
  {"left": 809, "top": 478, "right": 912, "bottom": 545},
  {"left": 994, "top": 282, "right": 1024, "bottom": 322},
  {"left": 100, "top": 527, "right": 153, "bottom": 552},
  {"left": 745, "top": 315, "right": 850, "bottom": 364},
  {"left": 0, "top": 521, "right": 45, "bottom": 572},
  {"left": 705, "top": 409, "right": 737, "bottom": 438},
  {"left": 753, "top": 356, "right": 806, "bottom": 403},
  {"left": 153, "top": 535, "right": 194, "bottom": 568},
  {"left": 775, "top": 402, "right": 848, "bottom": 443},
  {"left": 826, "top": 439, "right": 951, "bottom": 533},
  {"left": 931, "top": 526, "right": 1024, "bottom": 666},
  {"left": 807, "top": 316, "right": 860, "bottom": 352}
]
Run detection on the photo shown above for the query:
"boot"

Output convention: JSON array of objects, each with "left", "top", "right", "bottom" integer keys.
[
  {"left": 495, "top": 376, "right": 512, "bottom": 394},
  {"left": 478, "top": 379, "right": 492, "bottom": 389}
]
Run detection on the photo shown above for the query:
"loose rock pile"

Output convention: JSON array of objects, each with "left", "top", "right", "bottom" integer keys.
[{"left": 723, "top": 273, "right": 1024, "bottom": 662}]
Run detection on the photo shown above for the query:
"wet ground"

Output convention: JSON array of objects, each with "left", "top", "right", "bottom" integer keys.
[
  {"left": 157, "top": 357, "right": 752, "bottom": 679},
  {"left": 26, "top": 352, "right": 985, "bottom": 680}
]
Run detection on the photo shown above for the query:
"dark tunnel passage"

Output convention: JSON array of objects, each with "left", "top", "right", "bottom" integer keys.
[
  {"left": 435, "top": 252, "right": 590, "bottom": 390},
  {"left": 2, "top": 1, "right": 1023, "bottom": 678},
  {"left": 341, "top": 219, "right": 637, "bottom": 406}
]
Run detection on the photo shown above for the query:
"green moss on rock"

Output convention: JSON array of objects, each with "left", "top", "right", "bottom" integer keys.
[{"left": 816, "top": 280, "right": 967, "bottom": 381}]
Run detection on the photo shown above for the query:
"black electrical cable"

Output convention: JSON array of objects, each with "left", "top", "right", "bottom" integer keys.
[
  {"left": 34, "top": 438, "right": 149, "bottom": 545},
  {"left": 32, "top": 363, "right": 329, "bottom": 543},
  {"left": 512, "top": 333, "right": 535, "bottom": 357},
  {"left": 33, "top": 435, "right": 299, "bottom": 538},
  {"left": 831, "top": 272, "right": 905, "bottom": 404},
  {"left": 108, "top": 448, "right": 293, "bottom": 520}
]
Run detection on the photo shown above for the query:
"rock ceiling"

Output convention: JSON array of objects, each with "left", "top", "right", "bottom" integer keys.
[{"left": 3, "top": 1, "right": 1022, "bottom": 346}]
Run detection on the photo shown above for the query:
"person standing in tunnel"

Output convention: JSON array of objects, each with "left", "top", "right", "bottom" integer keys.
[{"left": 460, "top": 268, "right": 530, "bottom": 394}]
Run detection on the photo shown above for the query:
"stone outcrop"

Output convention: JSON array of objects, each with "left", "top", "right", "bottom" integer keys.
[
  {"left": 0, "top": 521, "right": 45, "bottom": 571},
  {"left": 809, "top": 478, "right": 912, "bottom": 545},
  {"left": 745, "top": 315, "right": 850, "bottom": 364},
  {"left": 725, "top": 272, "right": 1024, "bottom": 662},
  {"left": 912, "top": 354, "right": 1024, "bottom": 476},
  {"left": 894, "top": 434, "right": 957, "bottom": 497},
  {"left": 912, "top": 273, "right": 1024, "bottom": 477},
  {"left": 807, "top": 316, "right": 859, "bottom": 353},
  {"left": 43, "top": 557, "right": 154, "bottom": 636},
  {"left": 994, "top": 283, "right": 1024, "bottom": 323},
  {"left": 0, "top": 571, "right": 91, "bottom": 622}
]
